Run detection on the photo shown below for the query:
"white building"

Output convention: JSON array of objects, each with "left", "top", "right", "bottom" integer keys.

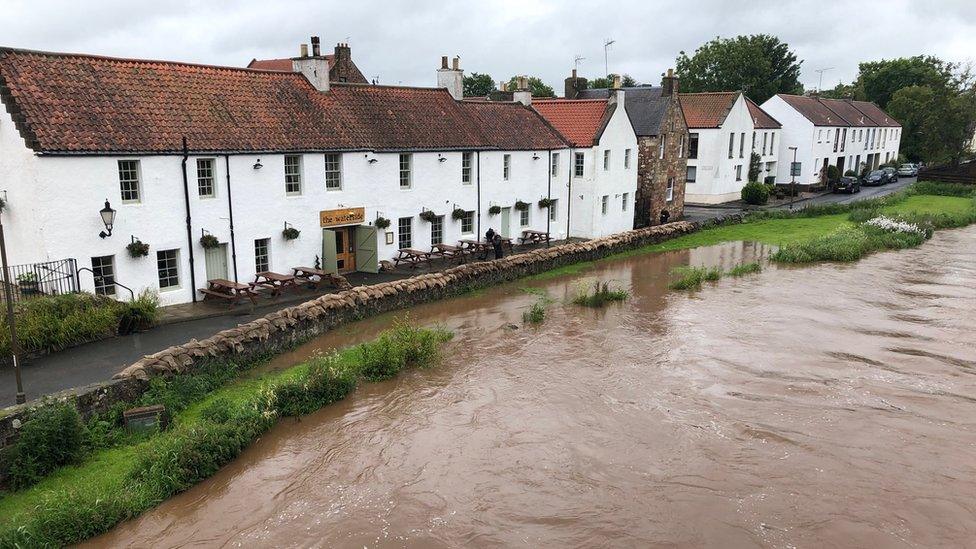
[
  {"left": 679, "top": 92, "right": 782, "bottom": 204},
  {"left": 532, "top": 91, "right": 639, "bottom": 238},
  {"left": 760, "top": 94, "right": 902, "bottom": 186},
  {"left": 0, "top": 45, "right": 633, "bottom": 307}
]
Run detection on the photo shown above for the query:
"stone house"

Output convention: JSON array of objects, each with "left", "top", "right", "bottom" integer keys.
[{"left": 567, "top": 71, "right": 688, "bottom": 227}]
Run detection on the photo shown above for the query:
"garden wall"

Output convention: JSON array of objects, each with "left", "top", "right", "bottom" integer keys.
[{"left": 0, "top": 216, "right": 742, "bottom": 448}]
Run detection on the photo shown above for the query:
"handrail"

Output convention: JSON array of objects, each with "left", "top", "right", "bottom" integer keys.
[{"left": 77, "top": 267, "right": 135, "bottom": 301}]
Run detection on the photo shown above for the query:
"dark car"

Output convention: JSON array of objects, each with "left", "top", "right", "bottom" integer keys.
[
  {"left": 882, "top": 167, "right": 899, "bottom": 184},
  {"left": 834, "top": 176, "right": 861, "bottom": 194},
  {"left": 863, "top": 170, "right": 886, "bottom": 186}
]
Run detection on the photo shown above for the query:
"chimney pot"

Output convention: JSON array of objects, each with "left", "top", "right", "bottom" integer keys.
[
  {"left": 300, "top": 43, "right": 308, "bottom": 57},
  {"left": 667, "top": 68, "right": 673, "bottom": 77},
  {"left": 612, "top": 74, "right": 622, "bottom": 89},
  {"left": 441, "top": 56, "right": 449, "bottom": 69},
  {"left": 572, "top": 68, "right": 577, "bottom": 78},
  {"left": 311, "top": 36, "right": 321, "bottom": 57},
  {"left": 452, "top": 56, "right": 459, "bottom": 70}
]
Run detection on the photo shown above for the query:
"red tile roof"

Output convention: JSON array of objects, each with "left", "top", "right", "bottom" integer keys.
[
  {"left": 678, "top": 92, "right": 738, "bottom": 128},
  {"left": 745, "top": 97, "right": 781, "bottom": 129},
  {"left": 246, "top": 57, "right": 298, "bottom": 72},
  {"left": 0, "top": 47, "right": 563, "bottom": 153},
  {"left": 460, "top": 101, "right": 568, "bottom": 150},
  {"left": 532, "top": 99, "right": 612, "bottom": 147}
]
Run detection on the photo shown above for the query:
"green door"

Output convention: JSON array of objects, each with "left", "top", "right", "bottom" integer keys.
[
  {"left": 321, "top": 229, "right": 338, "bottom": 275},
  {"left": 204, "top": 243, "right": 229, "bottom": 280},
  {"left": 500, "top": 207, "right": 511, "bottom": 238},
  {"left": 355, "top": 225, "right": 379, "bottom": 273}
]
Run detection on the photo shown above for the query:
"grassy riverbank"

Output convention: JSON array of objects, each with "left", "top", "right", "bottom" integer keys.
[{"left": 0, "top": 321, "right": 451, "bottom": 547}]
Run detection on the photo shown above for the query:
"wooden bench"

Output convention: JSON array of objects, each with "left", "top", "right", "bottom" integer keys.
[
  {"left": 199, "top": 279, "right": 258, "bottom": 306},
  {"left": 393, "top": 248, "right": 431, "bottom": 269},
  {"left": 293, "top": 266, "right": 351, "bottom": 290},
  {"left": 252, "top": 271, "right": 298, "bottom": 298},
  {"left": 519, "top": 230, "right": 551, "bottom": 245},
  {"left": 431, "top": 243, "right": 466, "bottom": 264}
]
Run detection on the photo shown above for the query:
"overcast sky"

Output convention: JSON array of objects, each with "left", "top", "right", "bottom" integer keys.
[{"left": 2, "top": 0, "right": 974, "bottom": 93}]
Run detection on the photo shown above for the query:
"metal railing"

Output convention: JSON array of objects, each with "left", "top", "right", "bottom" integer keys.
[
  {"left": 0, "top": 258, "right": 79, "bottom": 303},
  {"left": 77, "top": 267, "right": 135, "bottom": 301}
]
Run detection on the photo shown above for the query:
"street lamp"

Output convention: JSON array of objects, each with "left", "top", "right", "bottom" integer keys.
[
  {"left": 788, "top": 146, "right": 799, "bottom": 211},
  {"left": 0, "top": 195, "right": 25, "bottom": 404},
  {"left": 98, "top": 200, "right": 116, "bottom": 238}
]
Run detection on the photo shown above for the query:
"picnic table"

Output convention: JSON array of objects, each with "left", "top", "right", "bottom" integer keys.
[
  {"left": 199, "top": 278, "right": 258, "bottom": 306},
  {"left": 431, "top": 243, "right": 467, "bottom": 264},
  {"left": 519, "top": 230, "right": 551, "bottom": 245},
  {"left": 394, "top": 248, "right": 431, "bottom": 269},
  {"left": 292, "top": 266, "right": 337, "bottom": 290},
  {"left": 458, "top": 237, "right": 514, "bottom": 257},
  {"left": 252, "top": 271, "right": 297, "bottom": 297}
]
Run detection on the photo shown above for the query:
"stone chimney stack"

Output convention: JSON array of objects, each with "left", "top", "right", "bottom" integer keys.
[
  {"left": 300, "top": 43, "right": 309, "bottom": 57},
  {"left": 608, "top": 74, "right": 625, "bottom": 108},
  {"left": 513, "top": 76, "right": 532, "bottom": 106},
  {"left": 437, "top": 55, "right": 464, "bottom": 100},
  {"left": 564, "top": 68, "right": 588, "bottom": 99},
  {"left": 332, "top": 42, "right": 353, "bottom": 82},
  {"left": 294, "top": 35, "right": 330, "bottom": 92},
  {"left": 661, "top": 68, "right": 679, "bottom": 97}
]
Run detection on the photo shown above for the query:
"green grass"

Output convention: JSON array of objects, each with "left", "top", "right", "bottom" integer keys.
[
  {"left": 572, "top": 280, "right": 629, "bottom": 307},
  {"left": 668, "top": 262, "right": 762, "bottom": 291},
  {"left": 727, "top": 262, "right": 762, "bottom": 277}
]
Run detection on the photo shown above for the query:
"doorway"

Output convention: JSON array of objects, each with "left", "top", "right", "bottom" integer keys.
[
  {"left": 334, "top": 227, "right": 356, "bottom": 273},
  {"left": 500, "top": 207, "right": 512, "bottom": 238},
  {"left": 204, "top": 243, "right": 229, "bottom": 281}
]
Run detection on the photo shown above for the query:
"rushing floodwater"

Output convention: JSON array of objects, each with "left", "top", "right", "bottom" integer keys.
[{"left": 85, "top": 228, "right": 976, "bottom": 548}]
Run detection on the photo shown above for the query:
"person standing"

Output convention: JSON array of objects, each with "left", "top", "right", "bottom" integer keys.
[
  {"left": 492, "top": 232, "right": 503, "bottom": 260},
  {"left": 482, "top": 227, "right": 496, "bottom": 259}
]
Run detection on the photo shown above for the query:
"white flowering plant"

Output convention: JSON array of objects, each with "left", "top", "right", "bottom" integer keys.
[{"left": 862, "top": 215, "right": 933, "bottom": 239}]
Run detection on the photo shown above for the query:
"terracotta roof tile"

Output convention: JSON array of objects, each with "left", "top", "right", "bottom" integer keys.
[
  {"left": 531, "top": 99, "right": 611, "bottom": 147},
  {"left": 745, "top": 97, "right": 781, "bottom": 129},
  {"left": 460, "top": 101, "right": 568, "bottom": 150},
  {"left": 246, "top": 57, "right": 298, "bottom": 72},
  {"left": 678, "top": 92, "right": 738, "bottom": 128}
]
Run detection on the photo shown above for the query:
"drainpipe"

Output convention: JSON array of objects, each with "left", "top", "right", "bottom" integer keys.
[
  {"left": 181, "top": 137, "right": 197, "bottom": 302},
  {"left": 224, "top": 155, "right": 239, "bottom": 282},
  {"left": 546, "top": 149, "right": 552, "bottom": 247},
  {"left": 566, "top": 148, "right": 573, "bottom": 239},
  {"left": 476, "top": 151, "right": 482, "bottom": 240}
]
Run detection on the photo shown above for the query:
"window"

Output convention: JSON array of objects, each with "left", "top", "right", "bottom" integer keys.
[
  {"left": 659, "top": 135, "right": 666, "bottom": 159},
  {"left": 519, "top": 208, "right": 529, "bottom": 227},
  {"left": 398, "top": 217, "right": 412, "bottom": 249},
  {"left": 751, "top": 131, "right": 756, "bottom": 152},
  {"left": 601, "top": 195, "right": 609, "bottom": 215},
  {"left": 574, "top": 152, "right": 584, "bottom": 177},
  {"left": 324, "top": 153, "right": 342, "bottom": 190},
  {"left": 739, "top": 132, "right": 745, "bottom": 158},
  {"left": 91, "top": 255, "right": 115, "bottom": 296},
  {"left": 840, "top": 128, "right": 846, "bottom": 152},
  {"left": 197, "top": 158, "right": 215, "bottom": 198},
  {"left": 621, "top": 192, "right": 629, "bottom": 211},
  {"left": 728, "top": 133, "right": 735, "bottom": 159},
  {"left": 735, "top": 165, "right": 743, "bottom": 181},
  {"left": 284, "top": 155, "right": 302, "bottom": 195},
  {"left": 762, "top": 132, "right": 768, "bottom": 155},
  {"left": 399, "top": 154, "right": 412, "bottom": 189},
  {"left": 157, "top": 249, "right": 180, "bottom": 289},
  {"left": 461, "top": 211, "right": 474, "bottom": 234},
  {"left": 503, "top": 154, "right": 511, "bottom": 180},
  {"left": 549, "top": 199, "right": 558, "bottom": 221},
  {"left": 461, "top": 152, "right": 472, "bottom": 184},
  {"left": 686, "top": 165, "right": 697, "bottom": 183},
  {"left": 431, "top": 216, "right": 444, "bottom": 245},
  {"left": 688, "top": 133, "right": 699, "bottom": 159},
  {"left": 678, "top": 134, "right": 686, "bottom": 158},
  {"left": 254, "top": 238, "right": 270, "bottom": 273},
  {"left": 624, "top": 148, "right": 631, "bottom": 169},
  {"left": 603, "top": 149, "right": 611, "bottom": 171},
  {"left": 666, "top": 178, "right": 675, "bottom": 202},
  {"left": 550, "top": 153, "right": 559, "bottom": 177},
  {"left": 833, "top": 128, "right": 840, "bottom": 152},
  {"left": 118, "top": 160, "right": 140, "bottom": 202},
  {"left": 817, "top": 129, "right": 823, "bottom": 143},
  {"left": 769, "top": 133, "right": 775, "bottom": 153}
]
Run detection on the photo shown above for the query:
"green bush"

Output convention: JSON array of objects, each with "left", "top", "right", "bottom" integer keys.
[
  {"left": 908, "top": 181, "right": 976, "bottom": 198},
  {"left": 740, "top": 181, "right": 769, "bottom": 205},
  {"left": 270, "top": 354, "right": 357, "bottom": 417},
  {"left": 771, "top": 225, "right": 928, "bottom": 264},
  {"left": 117, "top": 290, "right": 160, "bottom": 335},
  {"left": 3, "top": 402, "right": 87, "bottom": 490},
  {"left": 360, "top": 319, "right": 451, "bottom": 380},
  {"left": 573, "top": 280, "right": 629, "bottom": 306},
  {"left": 522, "top": 300, "right": 547, "bottom": 324},
  {"left": 826, "top": 165, "right": 841, "bottom": 184}
]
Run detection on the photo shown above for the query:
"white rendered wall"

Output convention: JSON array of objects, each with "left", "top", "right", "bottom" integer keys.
[{"left": 684, "top": 94, "right": 758, "bottom": 204}]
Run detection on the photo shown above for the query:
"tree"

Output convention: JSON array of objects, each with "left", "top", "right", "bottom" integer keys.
[
  {"left": 887, "top": 83, "right": 976, "bottom": 165},
  {"left": 857, "top": 56, "right": 956, "bottom": 109},
  {"left": 748, "top": 152, "right": 762, "bottom": 183},
  {"left": 462, "top": 72, "right": 495, "bottom": 98},
  {"left": 588, "top": 74, "right": 638, "bottom": 88},
  {"left": 505, "top": 76, "right": 556, "bottom": 98},
  {"left": 675, "top": 34, "right": 802, "bottom": 104},
  {"left": 819, "top": 81, "right": 859, "bottom": 100}
]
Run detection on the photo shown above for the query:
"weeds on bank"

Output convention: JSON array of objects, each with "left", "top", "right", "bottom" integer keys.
[
  {"left": 520, "top": 288, "right": 555, "bottom": 324},
  {"left": 727, "top": 262, "right": 763, "bottom": 277},
  {"left": 669, "top": 262, "right": 763, "bottom": 291},
  {"left": 573, "top": 280, "right": 629, "bottom": 307}
]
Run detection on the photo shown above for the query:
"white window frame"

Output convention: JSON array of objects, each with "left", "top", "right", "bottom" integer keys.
[
  {"left": 118, "top": 159, "right": 141, "bottom": 203},
  {"left": 735, "top": 165, "right": 743, "bottom": 181},
  {"left": 503, "top": 154, "right": 511, "bottom": 180},
  {"left": 431, "top": 215, "right": 444, "bottom": 246},
  {"left": 156, "top": 249, "right": 180, "bottom": 290},
  {"left": 461, "top": 152, "right": 472, "bottom": 184},
  {"left": 398, "top": 216, "right": 412, "bottom": 248},
  {"left": 324, "top": 153, "right": 342, "bottom": 191},
  {"left": 688, "top": 133, "right": 699, "bottom": 159},
  {"left": 399, "top": 154, "right": 412, "bottom": 189},
  {"left": 624, "top": 148, "right": 631, "bottom": 169},
  {"left": 284, "top": 155, "right": 303, "bottom": 195},
  {"left": 550, "top": 152, "right": 559, "bottom": 177},
  {"left": 666, "top": 178, "right": 675, "bottom": 202},
  {"left": 728, "top": 133, "right": 735, "bottom": 159},
  {"left": 621, "top": 192, "right": 629, "bottom": 211},
  {"left": 549, "top": 199, "right": 558, "bottom": 222},
  {"left": 461, "top": 211, "right": 474, "bottom": 235},
  {"left": 739, "top": 132, "right": 745, "bottom": 158},
  {"left": 196, "top": 158, "right": 216, "bottom": 198},
  {"left": 91, "top": 255, "right": 116, "bottom": 296},
  {"left": 659, "top": 135, "right": 667, "bottom": 159},
  {"left": 601, "top": 195, "right": 609, "bottom": 215},
  {"left": 254, "top": 238, "right": 270, "bottom": 273},
  {"left": 574, "top": 152, "right": 584, "bottom": 177},
  {"left": 686, "top": 165, "right": 697, "bottom": 183},
  {"left": 519, "top": 207, "right": 530, "bottom": 227},
  {"left": 678, "top": 134, "right": 686, "bottom": 158},
  {"left": 603, "top": 149, "right": 611, "bottom": 171}
]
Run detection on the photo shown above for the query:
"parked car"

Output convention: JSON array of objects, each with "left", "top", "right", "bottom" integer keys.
[
  {"left": 897, "top": 164, "right": 918, "bottom": 177},
  {"left": 882, "top": 167, "right": 899, "bottom": 183},
  {"left": 834, "top": 176, "right": 861, "bottom": 194},
  {"left": 863, "top": 170, "right": 886, "bottom": 186}
]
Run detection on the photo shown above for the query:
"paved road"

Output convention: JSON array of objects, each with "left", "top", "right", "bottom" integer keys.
[{"left": 1, "top": 177, "right": 918, "bottom": 407}]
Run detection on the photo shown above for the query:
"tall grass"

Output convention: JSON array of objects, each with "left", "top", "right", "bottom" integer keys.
[
  {"left": 727, "top": 262, "right": 762, "bottom": 277},
  {"left": 572, "top": 280, "right": 628, "bottom": 307},
  {"left": 771, "top": 224, "right": 927, "bottom": 263},
  {"left": 668, "top": 266, "right": 723, "bottom": 290}
]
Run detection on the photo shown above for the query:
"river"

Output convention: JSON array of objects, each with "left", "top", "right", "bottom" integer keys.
[{"left": 84, "top": 227, "right": 976, "bottom": 548}]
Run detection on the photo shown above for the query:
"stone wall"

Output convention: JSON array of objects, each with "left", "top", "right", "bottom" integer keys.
[
  {"left": 0, "top": 216, "right": 743, "bottom": 449},
  {"left": 635, "top": 98, "right": 688, "bottom": 227}
]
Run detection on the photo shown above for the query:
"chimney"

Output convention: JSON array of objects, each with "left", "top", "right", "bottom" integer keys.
[
  {"left": 300, "top": 43, "right": 309, "bottom": 58},
  {"left": 294, "top": 35, "right": 329, "bottom": 92},
  {"left": 612, "top": 74, "right": 622, "bottom": 89},
  {"left": 311, "top": 36, "right": 321, "bottom": 57},
  {"left": 500, "top": 81, "right": 508, "bottom": 92},
  {"left": 661, "top": 68, "right": 678, "bottom": 97},
  {"left": 564, "top": 68, "right": 588, "bottom": 99},
  {"left": 333, "top": 42, "right": 353, "bottom": 82},
  {"left": 608, "top": 74, "right": 625, "bottom": 108},
  {"left": 436, "top": 54, "right": 463, "bottom": 100},
  {"left": 513, "top": 76, "right": 532, "bottom": 106}
]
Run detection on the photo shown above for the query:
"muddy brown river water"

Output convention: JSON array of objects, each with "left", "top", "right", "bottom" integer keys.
[{"left": 85, "top": 228, "right": 976, "bottom": 548}]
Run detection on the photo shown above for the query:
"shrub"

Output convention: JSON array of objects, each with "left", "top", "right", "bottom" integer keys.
[
  {"left": 668, "top": 266, "right": 722, "bottom": 290},
  {"left": 844, "top": 169, "right": 857, "bottom": 177},
  {"left": 908, "top": 181, "right": 976, "bottom": 198},
  {"left": 126, "top": 240, "right": 150, "bottom": 258},
  {"left": 199, "top": 234, "right": 220, "bottom": 249},
  {"left": 826, "top": 165, "right": 841, "bottom": 184},
  {"left": 0, "top": 293, "right": 124, "bottom": 357},
  {"left": 3, "top": 402, "right": 87, "bottom": 490},
  {"left": 538, "top": 197, "right": 555, "bottom": 209},
  {"left": 360, "top": 319, "right": 451, "bottom": 380},
  {"left": 771, "top": 225, "right": 927, "bottom": 264},
  {"left": 741, "top": 181, "right": 769, "bottom": 205},
  {"left": 117, "top": 289, "right": 160, "bottom": 335},
  {"left": 269, "top": 354, "right": 357, "bottom": 417},
  {"left": 573, "top": 280, "right": 629, "bottom": 307},
  {"left": 523, "top": 301, "right": 546, "bottom": 324}
]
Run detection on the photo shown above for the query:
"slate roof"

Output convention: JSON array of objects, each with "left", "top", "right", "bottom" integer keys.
[
  {"left": 849, "top": 100, "right": 900, "bottom": 127},
  {"left": 678, "top": 92, "right": 739, "bottom": 128},
  {"left": 0, "top": 47, "right": 564, "bottom": 154},
  {"left": 817, "top": 98, "right": 875, "bottom": 127},
  {"left": 532, "top": 99, "right": 613, "bottom": 147},
  {"left": 248, "top": 54, "right": 368, "bottom": 84},
  {"left": 577, "top": 86, "right": 671, "bottom": 137},
  {"left": 775, "top": 94, "right": 900, "bottom": 128},
  {"left": 745, "top": 98, "right": 781, "bottom": 129}
]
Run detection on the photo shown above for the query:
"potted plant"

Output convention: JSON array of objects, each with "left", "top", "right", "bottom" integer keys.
[
  {"left": 538, "top": 197, "right": 554, "bottom": 209},
  {"left": 419, "top": 210, "right": 438, "bottom": 223},
  {"left": 282, "top": 227, "right": 301, "bottom": 240},
  {"left": 16, "top": 272, "right": 39, "bottom": 295},
  {"left": 375, "top": 216, "right": 391, "bottom": 229},
  {"left": 514, "top": 200, "right": 530, "bottom": 211},
  {"left": 126, "top": 239, "right": 150, "bottom": 258},
  {"left": 0, "top": 197, "right": 6, "bottom": 213},
  {"left": 199, "top": 234, "right": 220, "bottom": 249},
  {"left": 488, "top": 205, "right": 502, "bottom": 215},
  {"left": 451, "top": 207, "right": 467, "bottom": 220}
]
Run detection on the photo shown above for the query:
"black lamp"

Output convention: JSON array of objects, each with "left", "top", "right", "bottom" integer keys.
[
  {"left": 99, "top": 199, "right": 116, "bottom": 238},
  {"left": 253, "top": 159, "right": 264, "bottom": 170}
]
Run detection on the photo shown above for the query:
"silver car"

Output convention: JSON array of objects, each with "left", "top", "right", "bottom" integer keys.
[{"left": 897, "top": 164, "right": 917, "bottom": 177}]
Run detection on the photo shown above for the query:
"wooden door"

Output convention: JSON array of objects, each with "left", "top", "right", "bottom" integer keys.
[
  {"left": 335, "top": 227, "right": 356, "bottom": 273},
  {"left": 355, "top": 226, "right": 378, "bottom": 273},
  {"left": 322, "top": 229, "right": 338, "bottom": 275},
  {"left": 204, "top": 243, "right": 228, "bottom": 280},
  {"left": 500, "top": 207, "right": 511, "bottom": 238}
]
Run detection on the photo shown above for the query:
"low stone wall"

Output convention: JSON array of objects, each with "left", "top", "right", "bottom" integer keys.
[{"left": 0, "top": 216, "right": 742, "bottom": 447}]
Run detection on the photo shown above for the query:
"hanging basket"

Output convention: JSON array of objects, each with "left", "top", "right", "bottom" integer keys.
[
  {"left": 538, "top": 197, "right": 555, "bottom": 209},
  {"left": 199, "top": 234, "right": 220, "bottom": 249},
  {"left": 126, "top": 240, "right": 150, "bottom": 258},
  {"left": 0, "top": 197, "right": 6, "bottom": 213},
  {"left": 419, "top": 210, "right": 438, "bottom": 223},
  {"left": 375, "top": 216, "right": 391, "bottom": 229},
  {"left": 488, "top": 205, "right": 502, "bottom": 215},
  {"left": 282, "top": 227, "right": 301, "bottom": 240},
  {"left": 514, "top": 200, "right": 530, "bottom": 212},
  {"left": 451, "top": 207, "right": 467, "bottom": 220}
]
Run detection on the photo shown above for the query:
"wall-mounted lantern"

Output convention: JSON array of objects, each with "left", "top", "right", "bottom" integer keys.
[
  {"left": 253, "top": 159, "right": 264, "bottom": 170},
  {"left": 98, "top": 199, "right": 116, "bottom": 239}
]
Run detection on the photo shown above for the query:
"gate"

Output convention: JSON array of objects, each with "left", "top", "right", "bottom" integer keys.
[{"left": 1, "top": 258, "right": 80, "bottom": 303}]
